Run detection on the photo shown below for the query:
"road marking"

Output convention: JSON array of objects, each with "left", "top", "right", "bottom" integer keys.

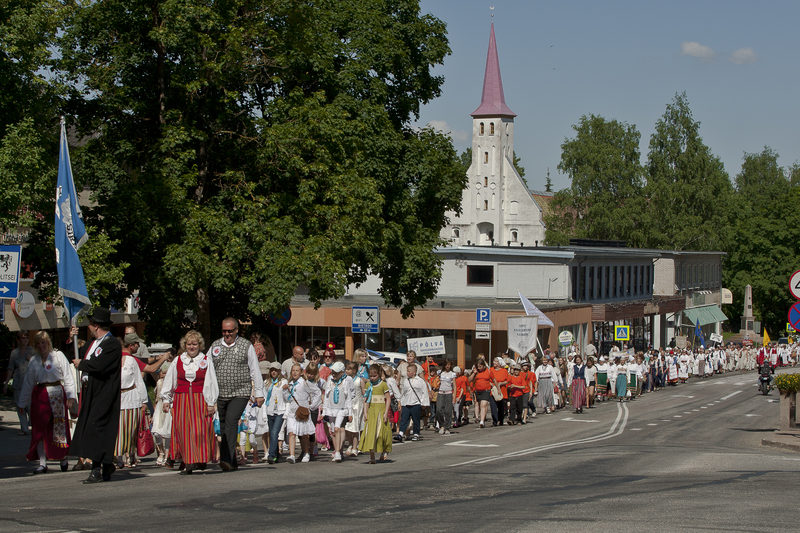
[
  {"left": 444, "top": 441, "right": 499, "bottom": 448},
  {"left": 670, "top": 395, "right": 695, "bottom": 399},
  {"left": 720, "top": 390, "right": 743, "bottom": 401},
  {"left": 630, "top": 428, "right": 642, "bottom": 431},
  {"left": 707, "top": 403, "right": 715, "bottom": 406},
  {"left": 449, "top": 402, "right": 628, "bottom": 467},
  {"left": 692, "top": 409, "right": 700, "bottom": 412},
  {"left": 673, "top": 415, "right": 682, "bottom": 418},
  {"left": 647, "top": 423, "right": 658, "bottom": 426},
  {"left": 683, "top": 412, "right": 692, "bottom": 414},
  {"left": 714, "top": 401, "right": 721, "bottom": 403},
  {"left": 561, "top": 417, "right": 600, "bottom": 423},
  {"left": 700, "top": 406, "right": 707, "bottom": 409},
  {"left": 745, "top": 414, "right": 761, "bottom": 417}
]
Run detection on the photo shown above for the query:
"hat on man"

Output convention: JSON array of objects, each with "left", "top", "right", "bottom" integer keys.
[
  {"left": 87, "top": 306, "right": 112, "bottom": 325},
  {"left": 123, "top": 332, "right": 144, "bottom": 346},
  {"left": 259, "top": 361, "right": 271, "bottom": 375},
  {"left": 453, "top": 365, "right": 462, "bottom": 373},
  {"left": 331, "top": 361, "right": 345, "bottom": 373}
]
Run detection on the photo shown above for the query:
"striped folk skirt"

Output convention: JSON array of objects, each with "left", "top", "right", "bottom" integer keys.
[
  {"left": 115, "top": 406, "right": 141, "bottom": 456},
  {"left": 535, "top": 378, "right": 554, "bottom": 410},
  {"left": 596, "top": 373, "right": 608, "bottom": 393},
  {"left": 627, "top": 375, "right": 638, "bottom": 394},
  {"left": 170, "top": 391, "right": 217, "bottom": 464},
  {"left": 570, "top": 379, "right": 587, "bottom": 409}
]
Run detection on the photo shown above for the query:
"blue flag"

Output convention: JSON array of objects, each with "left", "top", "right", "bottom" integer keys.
[
  {"left": 55, "top": 118, "right": 91, "bottom": 322},
  {"left": 695, "top": 319, "right": 705, "bottom": 348}
]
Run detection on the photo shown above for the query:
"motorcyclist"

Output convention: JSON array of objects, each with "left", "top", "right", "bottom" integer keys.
[{"left": 758, "top": 362, "right": 774, "bottom": 388}]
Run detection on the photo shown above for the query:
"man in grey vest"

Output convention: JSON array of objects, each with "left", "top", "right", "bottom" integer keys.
[{"left": 210, "top": 317, "right": 264, "bottom": 471}]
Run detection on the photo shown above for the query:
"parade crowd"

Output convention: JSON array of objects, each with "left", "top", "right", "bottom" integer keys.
[{"left": 4, "top": 308, "right": 791, "bottom": 483}]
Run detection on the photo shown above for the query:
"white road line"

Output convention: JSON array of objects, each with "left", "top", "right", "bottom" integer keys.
[
  {"left": 630, "top": 428, "right": 642, "bottom": 431},
  {"left": 674, "top": 415, "right": 682, "bottom": 418},
  {"left": 720, "top": 390, "right": 743, "bottom": 401},
  {"left": 449, "top": 402, "right": 628, "bottom": 467},
  {"left": 670, "top": 395, "right": 695, "bottom": 399},
  {"left": 444, "top": 440, "right": 499, "bottom": 448},
  {"left": 647, "top": 423, "right": 658, "bottom": 426},
  {"left": 683, "top": 412, "right": 691, "bottom": 414},
  {"left": 700, "top": 406, "right": 707, "bottom": 409},
  {"left": 561, "top": 417, "right": 600, "bottom": 423},
  {"left": 692, "top": 409, "right": 700, "bottom": 412},
  {"left": 744, "top": 414, "right": 761, "bottom": 417}
]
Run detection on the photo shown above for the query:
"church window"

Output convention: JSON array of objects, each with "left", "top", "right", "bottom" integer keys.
[
  {"left": 484, "top": 177, "right": 488, "bottom": 187},
  {"left": 484, "top": 152, "right": 489, "bottom": 164},
  {"left": 484, "top": 200, "right": 488, "bottom": 211},
  {"left": 511, "top": 230, "right": 518, "bottom": 242},
  {"left": 452, "top": 228, "right": 460, "bottom": 238},
  {"left": 490, "top": 123, "right": 495, "bottom": 135},
  {"left": 480, "top": 123, "right": 484, "bottom": 135},
  {"left": 509, "top": 201, "right": 518, "bottom": 215}
]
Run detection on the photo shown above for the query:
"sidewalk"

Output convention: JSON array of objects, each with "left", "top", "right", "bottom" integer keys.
[
  {"left": 0, "top": 404, "right": 35, "bottom": 466},
  {"left": 761, "top": 431, "right": 800, "bottom": 453}
]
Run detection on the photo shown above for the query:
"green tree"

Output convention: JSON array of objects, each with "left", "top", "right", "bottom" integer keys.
[
  {"left": 513, "top": 151, "right": 527, "bottom": 187},
  {"left": 545, "top": 168, "right": 552, "bottom": 192},
  {"left": 61, "top": 0, "right": 465, "bottom": 343},
  {"left": 724, "top": 148, "right": 797, "bottom": 335},
  {"left": 644, "top": 93, "right": 733, "bottom": 250},
  {"left": 458, "top": 147, "right": 472, "bottom": 176},
  {"left": 545, "top": 114, "right": 646, "bottom": 246}
]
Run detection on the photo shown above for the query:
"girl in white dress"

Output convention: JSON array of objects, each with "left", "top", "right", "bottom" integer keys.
[
  {"left": 344, "top": 361, "right": 364, "bottom": 456},
  {"left": 282, "top": 364, "right": 321, "bottom": 464}
]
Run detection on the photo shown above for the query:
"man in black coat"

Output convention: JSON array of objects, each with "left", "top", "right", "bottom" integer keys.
[{"left": 69, "top": 307, "right": 122, "bottom": 483}]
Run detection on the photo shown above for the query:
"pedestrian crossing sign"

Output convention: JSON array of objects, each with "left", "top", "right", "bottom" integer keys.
[{"left": 614, "top": 325, "right": 630, "bottom": 341}]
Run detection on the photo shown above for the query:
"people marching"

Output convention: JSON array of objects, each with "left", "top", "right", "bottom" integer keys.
[{"left": 6, "top": 314, "right": 779, "bottom": 480}]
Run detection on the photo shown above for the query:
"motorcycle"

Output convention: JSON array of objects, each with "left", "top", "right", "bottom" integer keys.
[{"left": 758, "top": 367, "right": 772, "bottom": 395}]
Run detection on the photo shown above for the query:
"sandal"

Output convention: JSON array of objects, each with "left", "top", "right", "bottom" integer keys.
[{"left": 379, "top": 453, "right": 388, "bottom": 461}]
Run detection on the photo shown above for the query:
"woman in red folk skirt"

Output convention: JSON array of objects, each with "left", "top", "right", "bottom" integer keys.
[
  {"left": 17, "top": 331, "right": 78, "bottom": 474},
  {"left": 160, "top": 330, "right": 219, "bottom": 475},
  {"left": 570, "top": 356, "right": 588, "bottom": 414}
]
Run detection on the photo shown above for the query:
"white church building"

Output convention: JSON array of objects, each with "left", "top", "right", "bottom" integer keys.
[{"left": 442, "top": 23, "right": 546, "bottom": 248}]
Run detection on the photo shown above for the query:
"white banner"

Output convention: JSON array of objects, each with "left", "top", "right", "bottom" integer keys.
[
  {"left": 507, "top": 315, "right": 539, "bottom": 356},
  {"left": 407, "top": 335, "right": 447, "bottom": 357},
  {"left": 709, "top": 333, "right": 723, "bottom": 344}
]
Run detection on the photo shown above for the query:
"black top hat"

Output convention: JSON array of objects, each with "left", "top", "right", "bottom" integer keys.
[{"left": 87, "top": 307, "right": 112, "bottom": 325}]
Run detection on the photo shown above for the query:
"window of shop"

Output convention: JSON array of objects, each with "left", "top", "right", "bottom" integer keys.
[
  {"left": 467, "top": 265, "right": 493, "bottom": 286},
  {"left": 571, "top": 266, "right": 578, "bottom": 301},
  {"left": 588, "top": 266, "right": 595, "bottom": 300},
  {"left": 626, "top": 265, "right": 632, "bottom": 296}
]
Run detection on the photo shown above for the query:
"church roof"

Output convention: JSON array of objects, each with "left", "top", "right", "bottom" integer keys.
[{"left": 471, "top": 23, "right": 516, "bottom": 118}]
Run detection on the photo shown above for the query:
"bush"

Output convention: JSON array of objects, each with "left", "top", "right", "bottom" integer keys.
[{"left": 774, "top": 373, "right": 800, "bottom": 393}]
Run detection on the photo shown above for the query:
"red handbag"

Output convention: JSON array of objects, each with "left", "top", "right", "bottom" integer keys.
[{"left": 137, "top": 408, "right": 155, "bottom": 457}]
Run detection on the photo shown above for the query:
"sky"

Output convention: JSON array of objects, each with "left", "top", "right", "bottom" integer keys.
[{"left": 414, "top": 0, "right": 800, "bottom": 192}]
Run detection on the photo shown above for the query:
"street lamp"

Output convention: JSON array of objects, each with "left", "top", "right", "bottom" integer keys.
[{"left": 548, "top": 277, "right": 558, "bottom": 302}]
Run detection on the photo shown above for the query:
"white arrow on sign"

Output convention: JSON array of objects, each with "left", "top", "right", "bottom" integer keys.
[
  {"left": 0, "top": 287, "right": 8, "bottom": 293},
  {"left": 444, "top": 441, "right": 499, "bottom": 448}
]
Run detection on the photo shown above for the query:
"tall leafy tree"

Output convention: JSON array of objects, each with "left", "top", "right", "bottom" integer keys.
[
  {"left": 644, "top": 93, "right": 733, "bottom": 251},
  {"left": 60, "top": 0, "right": 465, "bottom": 343},
  {"left": 724, "top": 147, "right": 798, "bottom": 335},
  {"left": 545, "top": 114, "right": 646, "bottom": 246}
]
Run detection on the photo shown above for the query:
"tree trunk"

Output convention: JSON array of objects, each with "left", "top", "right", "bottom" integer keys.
[{"left": 196, "top": 284, "right": 211, "bottom": 347}]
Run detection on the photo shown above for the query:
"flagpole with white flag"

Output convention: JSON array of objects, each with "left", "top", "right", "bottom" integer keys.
[
  {"left": 518, "top": 291, "right": 554, "bottom": 327},
  {"left": 55, "top": 117, "right": 91, "bottom": 360}
]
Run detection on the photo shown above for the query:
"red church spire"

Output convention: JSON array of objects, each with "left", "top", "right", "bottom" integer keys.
[{"left": 471, "top": 23, "right": 516, "bottom": 118}]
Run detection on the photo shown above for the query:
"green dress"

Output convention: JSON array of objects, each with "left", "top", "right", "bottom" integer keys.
[{"left": 358, "top": 381, "right": 393, "bottom": 454}]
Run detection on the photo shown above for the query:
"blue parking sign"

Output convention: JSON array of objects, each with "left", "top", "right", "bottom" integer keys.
[{"left": 476, "top": 308, "right": 491, "bottom": 323}]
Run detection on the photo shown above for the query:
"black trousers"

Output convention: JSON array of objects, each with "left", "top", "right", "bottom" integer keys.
[
  {"left": 490, "top": 396, "right": 506, "bottom": 424},
  {"left": 217, "top": 397, "right": 249, "bottom": 468}
]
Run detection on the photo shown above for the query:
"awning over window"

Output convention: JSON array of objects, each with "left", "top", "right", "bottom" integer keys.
[{"left": 683, "top": 304, "right": 728, "bottom": 326}]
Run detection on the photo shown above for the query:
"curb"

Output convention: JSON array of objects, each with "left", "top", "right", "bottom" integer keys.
[{"left": 761, "top": 438, "right": 800, "bottom": 453}]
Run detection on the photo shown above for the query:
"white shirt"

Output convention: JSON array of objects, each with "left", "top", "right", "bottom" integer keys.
[
  {"left": 161, "top": 352, "right": 220, "bottom": 408},
  {"left": 120, "top": 355, "right": 149, "bottom": 410},
  {"left": 17, "top": 351, "right": 77, "bottom": 408},
  {"left": 264, "top": 377, "right": 288, "bottom": 416},
  {"left": 322, "top": 375, "right": 353, "bottom": 416},
  {"left": 283, "top": 377, "right": 322, "bottom": 419},
  {"left": 399, "top": 376, "right": 430, "bottom": 407},
  {"left": 438, "top": 370, "right": 456, "bottom": 393}
]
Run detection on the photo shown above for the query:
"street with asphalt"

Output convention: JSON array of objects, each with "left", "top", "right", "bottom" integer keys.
[{"left": 1, "top": 368, "right": 799, "bottom": 532}]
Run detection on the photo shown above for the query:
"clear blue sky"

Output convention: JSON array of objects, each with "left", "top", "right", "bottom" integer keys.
[{"left": 415, "top": 0, "right": 800, "bottom": 192}]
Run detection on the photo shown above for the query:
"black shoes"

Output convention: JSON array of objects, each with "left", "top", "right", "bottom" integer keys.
[{"left": 34, "top": 465, "right": 48, "bottom": 474}]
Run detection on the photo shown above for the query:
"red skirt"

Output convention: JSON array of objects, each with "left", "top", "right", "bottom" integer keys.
[
  {"left": 27, "top": 384, "right": 70, "bottom": 461},
  {"left": 170, "top": 391, "right": 216, "bottom": 464},
  {"left": 570, "top": 379, "right": 587, "bottom": 409}
]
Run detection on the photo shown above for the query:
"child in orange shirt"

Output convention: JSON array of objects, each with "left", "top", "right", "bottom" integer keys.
[
  {"left": 521, "top": 361, "right": 536, "bottom": 421},
  {"left": 454, "top": 367, "right": 470, "bottom": 427}
]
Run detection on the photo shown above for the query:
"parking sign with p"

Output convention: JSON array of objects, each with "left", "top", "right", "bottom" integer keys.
[{"left": 476, "top": 308, "right": 491, "bottom": 323}]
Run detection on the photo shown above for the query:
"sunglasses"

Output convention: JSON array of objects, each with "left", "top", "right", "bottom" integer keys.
[{"left": 222, "top": 329, "right": 237, "bottom": 333}]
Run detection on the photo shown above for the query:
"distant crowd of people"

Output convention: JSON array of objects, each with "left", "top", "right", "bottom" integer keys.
[{"left": 4, "top": 313, "right": 780, "bottom": 482}]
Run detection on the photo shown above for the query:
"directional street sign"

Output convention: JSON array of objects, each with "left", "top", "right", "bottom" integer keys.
[
  {"left": 614, "top": 325, "right": 630, "bottom": 341},
  {"left": 476, "top": 308, "right": 491, "bottom": 323},
  {"left": 0, "top": 245, "right": 22, "bottom": 300},
  {"left": 789, "top": 302, "right": 800, "bottom": 332},
  {"left": 791, "top": 270, "right": 800, "bottom": 300},
  {"left": 352, "top": 306, "right": 380, "bottom": 333}
]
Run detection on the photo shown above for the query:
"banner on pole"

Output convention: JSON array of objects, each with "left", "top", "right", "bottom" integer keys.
[{"left": 507, "top": 315, "right": 539, "bottom": 357}]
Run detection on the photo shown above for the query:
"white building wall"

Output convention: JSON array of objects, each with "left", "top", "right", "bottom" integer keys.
[{"left": 653, "top": 258, "right": 676, "bottom": 296}]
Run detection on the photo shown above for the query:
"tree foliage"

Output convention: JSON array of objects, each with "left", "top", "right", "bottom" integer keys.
[
  {"left": 723, "top": 147, "right": 798, "bottom": 335},
  {"left": 545, "top": 114, "right": 646, "bottom": 246},
  {"left": 643, "top": 93, "right": 733, "bottom": 251},
  {"left": 58, "top": 0, "right": 465, "bottom": 342}
]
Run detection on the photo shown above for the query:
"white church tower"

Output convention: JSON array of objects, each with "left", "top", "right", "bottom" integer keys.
[{"left": 443, "top": 23, "right": 545, "bottom": 247}]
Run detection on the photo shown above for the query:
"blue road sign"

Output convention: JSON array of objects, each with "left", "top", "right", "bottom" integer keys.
[
  {"left": 0, "top": 245, "right": 22, "bottom": 300},
  {"left": 352, "top": 306, "right": 380, "bottom": 333},
  {"left": 614, "top": 325, "right": 630, "bottom": 341},
  {"left": 476, "top": 308, "right": 492, "bottom": 323},
  {"left": 789, "top": 302, "right": 800, "bottom": 332}
]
